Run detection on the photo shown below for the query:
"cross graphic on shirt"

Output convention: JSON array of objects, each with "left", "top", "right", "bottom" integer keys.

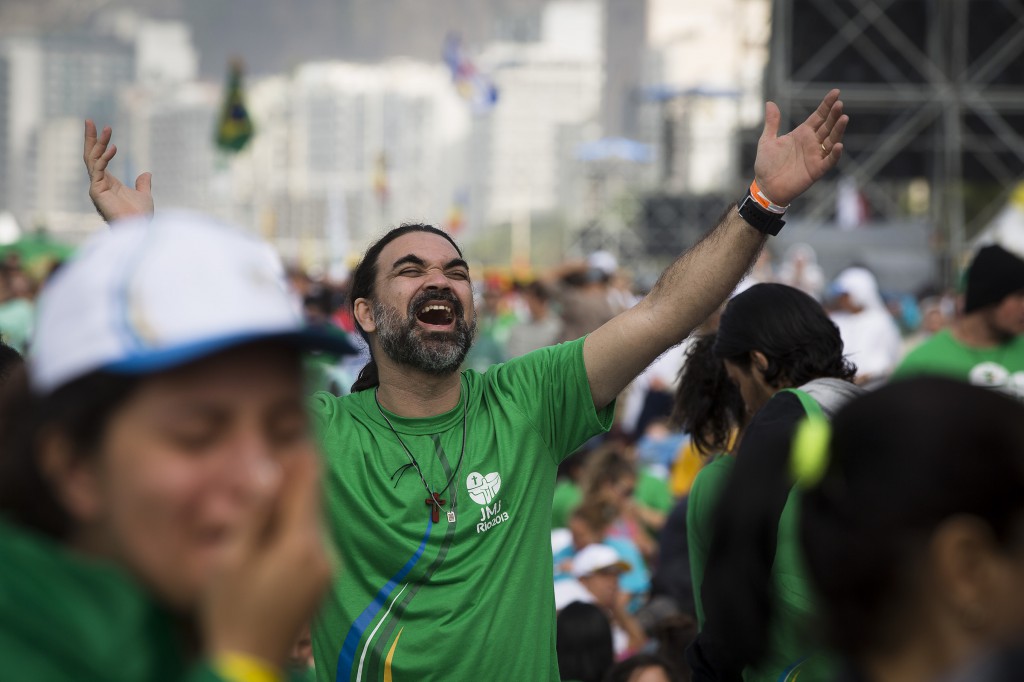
[{"left": 425, "top": 492, "right": 446, "bottom": 523}]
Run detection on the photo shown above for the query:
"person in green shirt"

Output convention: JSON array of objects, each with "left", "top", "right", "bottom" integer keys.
[
  {"left": 894, "top": 244, "right": 1024, "bottom": 399},
  {"left": 0, "top": 211, "right": 344, "bottom": 682},
  {"left": 85, "top": 90, "right": 851, "bottom": 681}
]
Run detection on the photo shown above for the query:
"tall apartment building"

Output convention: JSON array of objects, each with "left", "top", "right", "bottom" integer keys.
[
  {"left": 643, "top": 0, "right": 772, "bottom": 193},
  {"left": 470, "top": 0, "right": 605, "bottom": 232},
  {"left": 0, "top": 18, "right": 199, "bottom": 239},
  {"left": 239, "top": 60, "right": 471, "bottom": 264},
  {"left": 0, "top": 32, "right": 130, "bottom": 230}
]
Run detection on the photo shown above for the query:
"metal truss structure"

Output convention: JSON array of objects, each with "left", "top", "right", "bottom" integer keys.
[{"left": 766, "top": 0, "right": 1024, "bottom": 275}]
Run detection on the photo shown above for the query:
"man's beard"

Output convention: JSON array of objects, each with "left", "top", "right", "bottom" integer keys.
[
  {"left": 984, "top": 310, "right": 1020, "bottom": 345},
  {"left": 373, "top": 292, "right": 476, "bottom": 376}
]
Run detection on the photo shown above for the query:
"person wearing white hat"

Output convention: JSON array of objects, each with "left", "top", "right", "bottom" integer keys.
[
  {"left": 0, "top": 212, "right": 352, "bottom": 681},
  {"left": 828, "top": 266, "right": 902, "bottom": 385},
  {"left": 83, "top": 86, "right": 850, "bottom": 681},
  {"left": 571, "top": 544, "right": 646, "bottom": 657}
]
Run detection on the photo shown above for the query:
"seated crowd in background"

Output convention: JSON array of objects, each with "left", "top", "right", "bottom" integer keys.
[{"left": 3, "top": 154, "right": 1024, "bottom": 682}]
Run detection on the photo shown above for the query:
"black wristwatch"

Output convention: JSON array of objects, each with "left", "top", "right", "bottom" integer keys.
[{"left": 737, "top": 192, "right": 786, "bottom": 236}]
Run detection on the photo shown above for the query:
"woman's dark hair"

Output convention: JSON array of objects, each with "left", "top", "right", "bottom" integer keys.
[
  {"left": 557, "top": 601, "right": 615, "bottom": 682},
  {"left": 348, "top": 223, "right": 463, "bottom": 392},
  {"left": 802, "top": 377, "right": 1024, "bottom": 660},
  {"left": 0, "top": 366, "right": 140, "bottom": 539},
  {"left": 670, "top": 333, "right": 745, "bottom": 456},
  {"left": 603, "top": 652, "right": 683, "bottom": 682},
  {"left": 714, "top": 283, "right": 856, "bottom": 386}
]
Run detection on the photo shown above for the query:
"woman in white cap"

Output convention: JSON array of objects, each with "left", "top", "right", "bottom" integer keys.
[{"left": 0, "top": 212, "right": 351, "bottom": 682}]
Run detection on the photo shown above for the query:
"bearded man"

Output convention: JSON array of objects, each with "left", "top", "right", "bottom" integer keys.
[
  {"left": 894, "top": 243, "right": 1024, "bottom": 399},
  {"left": 85, "top": 89, "right": 848, "bottom": 681}
]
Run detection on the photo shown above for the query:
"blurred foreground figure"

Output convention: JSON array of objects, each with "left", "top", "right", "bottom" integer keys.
[
  {"left": 556, "top": 601, "right": 615, "bottom": 682},
  {"left": 605, "top": 653, "right": 683, "bottom": 682},
  {"left": 0, "top": 213, "right": 348, "bottom": 682},
  {"left": 800, "top": 377, "right": 1024, "bottom": 682},
  {"left": 84, "top": 88, "right": 850, "bottom": 680},
  {"left": 894, "top": 244, "right": 1024, "bottom": 398}
]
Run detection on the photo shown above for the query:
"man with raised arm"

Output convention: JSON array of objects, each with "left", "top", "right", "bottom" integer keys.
[{"left": 84, "top": 90, "right": 847, "bottom": 682}]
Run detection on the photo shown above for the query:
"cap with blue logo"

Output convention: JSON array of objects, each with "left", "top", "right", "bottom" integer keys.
[{"left": 30, "top": 211, "right": 355, "bottom": 394}]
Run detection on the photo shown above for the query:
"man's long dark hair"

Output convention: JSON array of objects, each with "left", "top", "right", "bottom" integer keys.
[
  {"left": 713, "top": 283, "right": 855, "bottom": 387},
  {"left": 348, "top": 224, "right": 463, "bottom": 392}
]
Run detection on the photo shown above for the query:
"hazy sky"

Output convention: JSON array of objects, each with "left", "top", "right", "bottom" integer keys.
[{"left": 0, "top": 0, "right": 554, "bottom": 76}]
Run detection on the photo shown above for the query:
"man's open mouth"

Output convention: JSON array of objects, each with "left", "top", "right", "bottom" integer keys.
[{"left": 416, "top": 302, "right": 456, "bottom": 327}]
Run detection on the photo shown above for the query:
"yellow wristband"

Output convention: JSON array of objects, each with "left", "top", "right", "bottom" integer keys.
[{"left": 213, "top": 652, "right": 284, "bottom": 682}]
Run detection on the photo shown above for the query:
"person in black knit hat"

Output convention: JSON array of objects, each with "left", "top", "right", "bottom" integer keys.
[{"left": 894, "top": 243, "right": 1024, "bottom": 399}]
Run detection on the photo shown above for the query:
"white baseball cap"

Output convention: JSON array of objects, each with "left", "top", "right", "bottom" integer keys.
[
  {"left": 30, "top": 211, "right": 355, "bottom": 394},
  {"left": 571, "top": 544, "right": 631, "bottom": 579}
]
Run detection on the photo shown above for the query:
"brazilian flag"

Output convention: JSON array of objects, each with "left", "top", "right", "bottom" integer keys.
[{"left": 215, "top": 59, "right": 254, "bottom": 152}]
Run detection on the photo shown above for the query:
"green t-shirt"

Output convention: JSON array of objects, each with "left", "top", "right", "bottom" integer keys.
[
  {"left": 893, "top": 328, "right": 1024, "bottom": 400},
  {"left": 687, "top": 389, "right": 833, "bottom": 682},
  {"left": 0, "top": 518, "right": 226, "bottom": 682},
  {"left": 687, "top": 459, "right": 829, "bottom": 682},
  {"left": 310, "top": 338, "right": 615, "bottom": 682},
  {"left": 686, "top": 456, "right": 731, "bottom": 630}
]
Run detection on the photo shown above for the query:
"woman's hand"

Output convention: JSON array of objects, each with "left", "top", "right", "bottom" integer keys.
[{"left": 202, "top": 448, "right": 333, "bottom": 670}]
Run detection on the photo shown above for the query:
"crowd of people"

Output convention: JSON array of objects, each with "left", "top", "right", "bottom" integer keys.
[{"left": 1, "top": 89, "right": 1023, "bottom": 682}]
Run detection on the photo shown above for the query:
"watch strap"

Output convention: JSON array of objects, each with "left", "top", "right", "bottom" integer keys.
[{"left": 737, "top": 192, "right": 786, "bottom": 236}]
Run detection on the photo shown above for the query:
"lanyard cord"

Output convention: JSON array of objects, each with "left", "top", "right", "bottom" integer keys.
[{"left": 374, "top": 387, "right": 468, "bottom": 513}]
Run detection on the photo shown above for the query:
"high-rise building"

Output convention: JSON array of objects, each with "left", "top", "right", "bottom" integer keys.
[
  {"left": 0, "top": 17, "right": 199, "bottom": 238},
  {"left": 0, "top": 53, "right": 10, "bottom": 214},
  {"left": 470, "top": 0, "right": 605, "bottom": 233},
  {"left": 20, "top": 31, "right": 133, "bottom": 222},
  {"left": 642, "top": 0, "right": 771, "bottom": 193},
  {"left": 601, "top": 0, "right": 647, "bottom": 138},
  {"left": 237, "top": 60, "right": 471, "bottom": 264},
  {"left": 119, "top": 82, "right": 220, "bottom": 216}
]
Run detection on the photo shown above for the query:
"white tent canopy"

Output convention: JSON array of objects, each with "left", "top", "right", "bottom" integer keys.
[{"left": 973, "top": 182, "right": 1024, "bottom": 258}]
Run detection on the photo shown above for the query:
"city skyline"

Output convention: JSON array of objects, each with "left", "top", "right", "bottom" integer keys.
[{"left": 0, "top": 0, "right": 771, "bottom": 275}]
